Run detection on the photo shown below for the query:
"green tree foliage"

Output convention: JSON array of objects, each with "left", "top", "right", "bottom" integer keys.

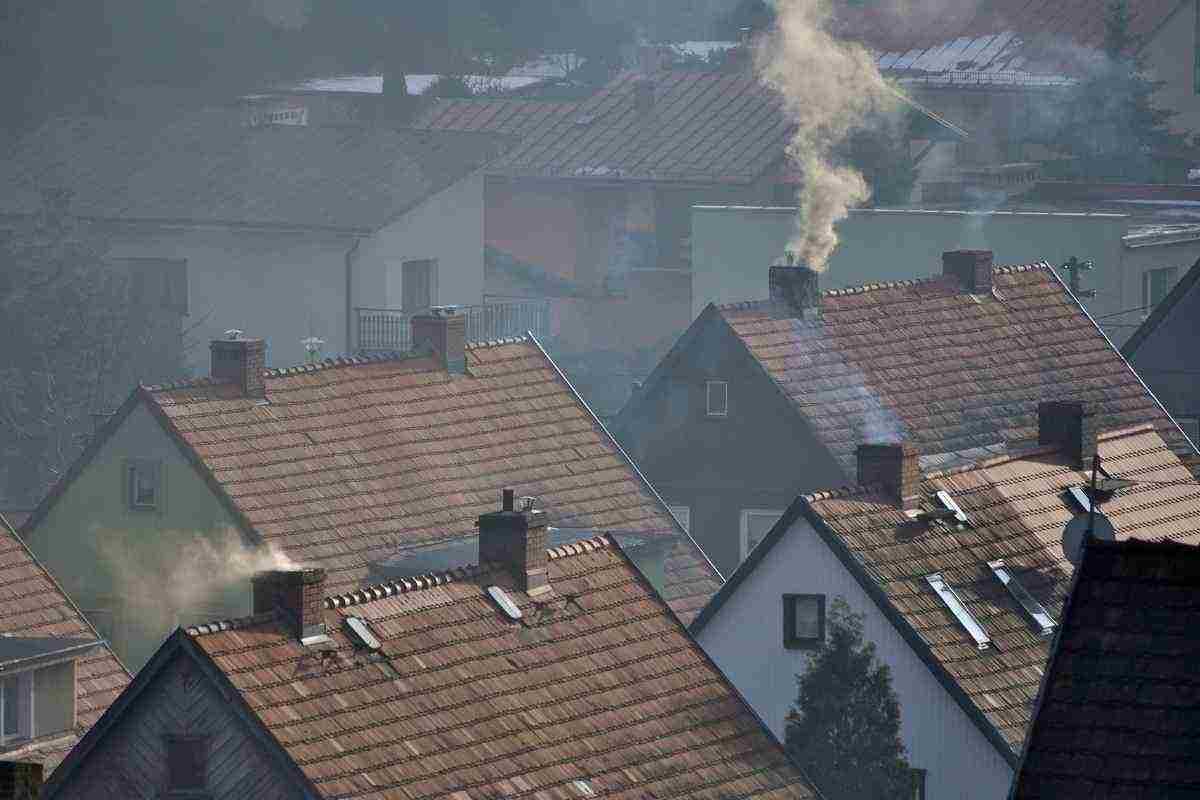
[
  {"left": 785, "top": 599, "right": 915, "bottom": 800},
  {"left": 0, "top": 191, "right": 185, "bottom": 506},
  {"left": 1048, "top": 0, "right": 1186, "bottom": 182}
]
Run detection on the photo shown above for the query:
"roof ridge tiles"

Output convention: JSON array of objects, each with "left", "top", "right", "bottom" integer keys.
[
  {"left": 464, "top": 336, "right": 530, "bottom": 350},
  {"left": 142, "top": 376, "right": 235, "bottom": 392},
  {"left": 185, "top": 609, "right": 279, "bottom": 637},
  {"left": 716, "top": 262, "right": 1053, "bottom": 311},
  {"left": 803, "top": 483, "right": 881, "bottom": 503}
]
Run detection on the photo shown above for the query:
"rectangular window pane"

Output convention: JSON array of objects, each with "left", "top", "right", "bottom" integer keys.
[
  {"left": 1, "top": 677, "right": 17, "bottom": 737},
  {"left": 792, "top": 597, "right": 821, "bottom": 640},
  {"left": 127, "top": 460, "right": 160, "bottom": 510},
  {"left": 706, "top": 380, "right": 727, "bottom": 417},
  {"left": 1143, "top": 267, "right": 1179, "bottom": 310},
  {"left": 741, "top": 509, "right": 782, "bottom": 559},
  {"left": 402, "top": 259, "right": 436, "bottom": 311}
]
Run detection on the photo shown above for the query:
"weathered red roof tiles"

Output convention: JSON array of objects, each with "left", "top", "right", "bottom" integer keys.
[
  {"left": 0, "top": 514, "right": 129, "bottom": 772},
  {"left": 717, "top": 264, "right": 1191, "bottom": 472},
  {"left": 416, "top": 68, "right": 790, "bottom": 184},
  {"left": 805, "top": 424, "right": 1200, "bottom": 755},
  {"left": 145, "top": 339, "right": 720, "bottom": 622},
  {"left": 185, "top": 537, "right": 817, "bottom": 799}
]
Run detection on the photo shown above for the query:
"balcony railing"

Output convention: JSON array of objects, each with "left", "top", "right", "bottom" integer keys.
[{"left": 355, "top": 299, "right": 551, "bottom": 353}]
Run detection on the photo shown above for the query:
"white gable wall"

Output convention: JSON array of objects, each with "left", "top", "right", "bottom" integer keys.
[{"left": 695, "top": 516, "right": 1015, "bottom": 799}]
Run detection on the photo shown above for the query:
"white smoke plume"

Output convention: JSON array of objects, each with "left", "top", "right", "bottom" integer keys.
[{"left": 756, "top": 0, "right": 900, "bottom": 270}]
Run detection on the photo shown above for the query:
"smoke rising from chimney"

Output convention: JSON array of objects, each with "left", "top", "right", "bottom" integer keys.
[{"left": 755, "top": 0, "right": 899, "bottom": 271}]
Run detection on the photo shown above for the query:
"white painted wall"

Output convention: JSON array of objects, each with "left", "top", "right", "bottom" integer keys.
[
  {"left": 106, "top": 227, "right": 354, "bottom": 372},
  {"left": 696, "top": 516, "right": 1015, "bottom": 800},
  {"left": 354, "top": 171, "right": 486, "bottom": 315}
]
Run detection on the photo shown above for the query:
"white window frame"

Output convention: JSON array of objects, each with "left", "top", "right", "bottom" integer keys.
[
  {"left": 666, "top": 505, "right": 690, "bottom": 533},
  {"left": 705, "top": 380, "right": 728, "bottom": 418},
  {"left": 1142, "top": 266, "right": 1179, "bottom": 312},
  {"left": 125, "top": 459, "right": 161, "bottom": 512},
  {"left": 739, "top": 509, "right": 784, "bottom": 561}
]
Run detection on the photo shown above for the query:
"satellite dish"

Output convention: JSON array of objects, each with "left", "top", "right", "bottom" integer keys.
[{"left": 1062, "top": 511, "right": 1116, "bottom": 566}]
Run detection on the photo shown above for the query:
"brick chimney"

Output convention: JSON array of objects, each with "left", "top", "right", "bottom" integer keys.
[
  {"left": 1038, "top": 401, "right": 1099, "bottom": 469},
  {"left": 857, "top": 442, "right": 921, "bottom": 508},
  {"left": 251, "top": 567, "right": 327, "bottom": 642},
  {"left": 943, "top": 250, "right": 994, "bottom": 294},
  {"left": 210, "top": 334, "right": 266, "bottom": 398},
  {"left": 0, "top": 761, "right": 42, "bottom": 800},
  {"left": 412, "top": 307, "right": 467, "bottom": 374},
  {"left": 769, "top": 264, "right": 821, "bottom": 319},
  {"left": 478, "top": 489, "right": 549, "bottom": 594}
]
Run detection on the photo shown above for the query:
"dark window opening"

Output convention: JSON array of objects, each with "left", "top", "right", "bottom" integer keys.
[
  {"left": 783, "top": 594, "right": 825, "bottom": 649},
  {"left": 402, "top": 259, "right": 437, "bottom": 312},
  {"left": 1, "top": 677, "right": 20, "bottom": 740},
  {"left": 125, "top": 459, "right": 161, "bottom": 511},
  {"left": 166, "top": 735, "right": 208, "bottom": 792}
]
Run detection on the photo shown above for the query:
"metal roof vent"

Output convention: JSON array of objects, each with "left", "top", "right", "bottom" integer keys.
[
  {"left": 344, "top": 617, "right": 381, "bottom": 651},
  {"left": 572, "top": 779, "right": 597, "bottom": 797},
  {"left": 988, "top": 560, "right": 1056, "bottom": 637},
  {"left": 487, "top": 586, "right": 523, "bottom": 621},
  {"left": 934, "top": 490, "right": 969, "bottom": 526},
  {"left": 926, "top": 572, "right": 991, "bottom": 650}
]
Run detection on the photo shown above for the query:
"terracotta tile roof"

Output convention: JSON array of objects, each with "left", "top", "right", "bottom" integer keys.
[
  {"left": 804, "top": 425, "right": 1200, "bottom": 756},
  {"left": 1012, "top": 537, "right": 1200, "bottom": 798},
  {"left": 184, "top": 537, "right": 817, "bottom": 799},
  {"left": 717, "top": 264, "right": 1192, "bottom": 473},
  {"left": 417, "top": 69, "right": 790, "bottom": 184},
  {"left": 836, "top": 0, "right": 1185, "bottom": 75},
  {"left": 144, "top": 339, "right": 720, "bottom": 622},
  {"left": 0, "top": 514, "right": 129, "bottom": 772}
]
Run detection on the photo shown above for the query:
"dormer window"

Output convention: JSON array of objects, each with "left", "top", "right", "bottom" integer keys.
[
  {"left": 0, "top": 637, "right": 97, "bottom": 745},
  {"left": 0, "top": 673, "right": 31, "bottom": 742}
]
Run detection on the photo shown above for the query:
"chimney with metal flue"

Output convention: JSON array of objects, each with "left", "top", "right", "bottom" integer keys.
[
  {"left": 251, "top": 567, "right": 327, "bottom": 643},
  {"left": 478, "top": 489, "right": 549, "bottom": 594},
  {"left": 769, "top": 262, "right": 821, "bottom": 319},
  {"left": 1038, "top": 401, "right": 1099, "bottom": 469},
  {"left": 412, "top": 306, "right": 467, "bottom": 374},
  {"left": 942, "top": 249, "right": 994, "bottom": 294},
  {"left": 857, "top": 442, "right": 921, "bottom": 508},
  {"left": 210, "top": 333, "right": 266, "bottom": 399}
]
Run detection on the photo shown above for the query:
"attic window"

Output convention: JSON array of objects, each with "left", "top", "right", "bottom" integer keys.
[
  {"left": 925, "top": 573, "right": 991, "bottom": 650},
  {"left": 988, "top": 560, "right": 1056, "bottom": 636},
  {"left": 166, "top": 735, "right": 208, "bottom": 792},
  {"left": 125, "top": 459, "right": 162, "bottom": 511},
  {"left": 706, "top": 380, "right": 728, "bottom": 417},
  {"left": 933, "top": 490, "right": 968, "bottom": 525}
]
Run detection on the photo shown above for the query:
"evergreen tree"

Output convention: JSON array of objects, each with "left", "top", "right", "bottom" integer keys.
[
  {"left": 1049, "top": 0, "right": 1186, "bottom": 182},
  {"left": 784, "top": 599, "right": 914, "bottom": 800}
]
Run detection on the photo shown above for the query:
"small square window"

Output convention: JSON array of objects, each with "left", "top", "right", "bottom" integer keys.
[
  {"left": 705, "top": 380, "right": 728, "bottom": 417},
  {"left": 166, "top": 735, "right": 207, "bottom": 791},
  {"left": 782, "top": 594, "right": 825, "bottom": 649},
  {"left": 125, "top": 459, "right": 161, "bottom": 511}
]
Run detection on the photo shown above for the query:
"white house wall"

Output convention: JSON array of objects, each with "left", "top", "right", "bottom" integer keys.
[
  {"left": 355, "top": 171, "right": 486, "bottom": 316},
  {"left": 696, "top": 516, "right": 1015, "bottom": 800},
  {"left": 106, "top": 227, "right": 353, "bottom": 372}
]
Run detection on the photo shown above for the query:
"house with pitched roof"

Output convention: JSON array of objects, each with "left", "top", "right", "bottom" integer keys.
[
  {"left": 18, "top": 309, "right": 721, "bottom": 671},
  {"left": 1010, "top": 537, "right": 1200, "bottom": 799},
  {"left": 0, "top": 112, "right": 519, "bottom": 371},
  {"left": 0, "top": 513, "right": 128, "bottom": 778},
  {"left": 838, "top": 0, "right": 1198, "bottom": 187},
  {"left": 689, "top": 405, "right": 1200, "bottom": 800},
  {"left": 42, "top": 501, "right": 816, "bottom": 799},
  {"left": 1122, "top": 255, "right": 1200, "bottom": 445},
  {"left": 612, "top": 251, "right": 1196, "bottom": 573}
]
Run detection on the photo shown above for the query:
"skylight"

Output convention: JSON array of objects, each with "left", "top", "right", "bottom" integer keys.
[
  {"left": 988, "top": 560, "right": 1056, "bottom": 636},
  {"left": 934, "top": 491, "right": 969, "bottom": 525},
  {"left": 925, "top": 573, "right": 991, "bottom": 650}
]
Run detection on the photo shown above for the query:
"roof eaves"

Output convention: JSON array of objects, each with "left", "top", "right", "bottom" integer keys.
[
  {"left": 1120, "top": 255, "right": 1200, "bottom": 358},
  {"left": 528, "top": 334, "right": 725, "bottom": 590}
]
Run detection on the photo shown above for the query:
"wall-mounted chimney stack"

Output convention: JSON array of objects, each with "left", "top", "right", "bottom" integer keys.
[
  {"left": 0, "top": 761, "right": 43, "bottom": 800},
  {"left": 942, "top": 250, "right": 994, "bottom": 294},
  {"left": 210, "top": 334, "right": 266, "bottom": 399},
  {"left": 1038, "top": 401, "right": 1099, "bottom": 469},
  {"left": 478, "top": 489, "right": 549, "bottom": 594},
  {"left": 769, "top": 263, "right": 821, "bottom": 319},
  {"left": 857, "top": 442, "right": 921, "bottom": 508},
  {"left": 412, "top": 307, "right": 467, "bottom": 374},
  {"left": 251, "top": 567, "right": 327, "bottom": 643}
]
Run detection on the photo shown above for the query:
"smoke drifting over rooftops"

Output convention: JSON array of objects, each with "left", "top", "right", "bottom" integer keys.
[{"left": 756, "top": 0, "right": 898, "bottom": 271}]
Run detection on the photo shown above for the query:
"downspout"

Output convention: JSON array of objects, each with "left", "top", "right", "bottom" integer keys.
[{"left": 345, "top": 238, "right": 362, "bottom": 353}]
